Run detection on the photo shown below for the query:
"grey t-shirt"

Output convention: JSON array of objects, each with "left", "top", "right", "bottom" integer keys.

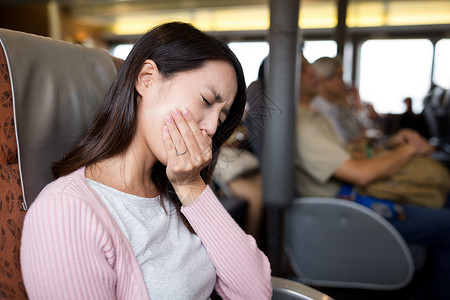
[{"left": 87, "top": 179, "right": 216, "bottom": 299}]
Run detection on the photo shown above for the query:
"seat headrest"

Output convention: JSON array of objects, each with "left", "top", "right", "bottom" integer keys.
[{"left": 0, "top": 29, "right": 118, "bottom": 207}]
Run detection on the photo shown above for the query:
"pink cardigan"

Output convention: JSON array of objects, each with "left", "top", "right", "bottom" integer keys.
[{"left": 21, "top": 167, "right": 272, "bottom": 299}]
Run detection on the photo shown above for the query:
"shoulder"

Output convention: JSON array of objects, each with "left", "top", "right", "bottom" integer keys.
[
  {"left": 21, "top": 168, "right": 124, "bottom": 268},
  {"left": 296, "top": 109, "right": 326, "bottom": 132},
  {"left": 246, "top": 80, "right": 264, "bottom": 105},
  {"left": 36, "top": 168, "right": 90, "bottom": 199},
  {"left": 311, "top": 95, "right": 325, "bottom": 107},
  {"left": 25, "top": 168, "right": 112, "bottom": 233},
  {"left": 247, "top": 79, "right": 263, "bottom": 92},
  {"left": 311, "top": 95, "right": 336, "bottom": 113},
  {"left": 296, "top": 109, "right": 349, "bottom": 156}
]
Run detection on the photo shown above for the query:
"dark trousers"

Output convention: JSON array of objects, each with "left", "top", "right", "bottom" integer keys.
[{"left": 389, "top": 198, "right": 450, "bottom": 300}]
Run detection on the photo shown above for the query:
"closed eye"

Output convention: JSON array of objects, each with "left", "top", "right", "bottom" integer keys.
[
  {"left": 202, "top": 95, "right": 211, "bottom": 106},
  {"left": 202, "top": 94, "right": 226, "bottom": 126}
]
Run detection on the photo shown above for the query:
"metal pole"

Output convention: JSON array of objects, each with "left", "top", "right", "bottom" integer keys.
[
  {"left": 264, "top": 0, "right": 300, "bottom": 273},
  {"left": 336, "top": 0, "right": 348, "bottom": 58}
]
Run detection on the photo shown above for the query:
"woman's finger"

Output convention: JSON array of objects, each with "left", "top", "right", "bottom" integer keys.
[
  {"left": 180, "top": 108, "right": 212, "bottom": 160},
  {"left": 170, "top": 108, "right": 211, "bottom": 165},
  {"left": 169, "top": 109, "right": 201, "bottom": 155},
  {"left": 165, "top": 114, "right": 189, "bottom": 156},
  {"left": 162, "top": 125, "right": 180, "bottom": 162},
  {"left": 163, "top": 118, "right": 204, "bottom": 187}
]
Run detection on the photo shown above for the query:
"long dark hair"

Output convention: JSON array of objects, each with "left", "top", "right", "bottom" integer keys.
[{"left": 53, "top": 22, "right": 246, "bottom": 215}]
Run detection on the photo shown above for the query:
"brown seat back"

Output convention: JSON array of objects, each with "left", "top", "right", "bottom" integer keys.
[{"left": 0, "top": 34, "right": 27, "bottom": 300}]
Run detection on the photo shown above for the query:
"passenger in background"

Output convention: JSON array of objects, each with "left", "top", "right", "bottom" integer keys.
[
  {"left": 244, "top": 57, "right": 267, "bottom": 162},
  {"left": 296, "top": 55, "right": 450, "bottom": 300},
  {"left": 311, "top": 56, "right": 437, "bottom": 158},
  {"left": 311, "top": 56, "right": 367, "bottom": 144},
  {"left": 399, "top": 96, "right": 430, "bottom": 138},
  {"left": 20, "top": 22, "right": 272, "bottom": 300},
  {"left": 213, "top": 123, "right": 264, "bottom": 244},
  {"left": 346, "top": 83, "right": 381, "bottom": 137}
]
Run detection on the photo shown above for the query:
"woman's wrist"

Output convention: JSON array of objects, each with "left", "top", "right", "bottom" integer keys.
[{"left": 172, "top": 178, "right": 207, "bottom": 206}]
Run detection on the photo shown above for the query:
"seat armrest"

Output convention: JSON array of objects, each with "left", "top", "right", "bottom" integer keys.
[{"left": 271, "top": 276, "right": 334, "bottom": 300}]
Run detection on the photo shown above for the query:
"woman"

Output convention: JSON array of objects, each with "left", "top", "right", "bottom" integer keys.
[{"left": 21, "top": 22, "right": 272, "bottom": 299}]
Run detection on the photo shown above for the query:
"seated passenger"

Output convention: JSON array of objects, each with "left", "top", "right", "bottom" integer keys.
[
  {"left": 399, "top": 96, "right": 430, "bottom": 138},
  {"left": 346, "top": 83, "right": 381, "bottom": 137},
  {"left": 20, "top": 22, "right": 272, "bottom": 300},
  {"left": 244, "top": 57, "right": 267, "bottom": 161},
  {"left": 311, "top": 56, "right": 367, "bottom": 144},
  {"left": 310, "top": 56, "right": 449, "bottom": 205},
  {"left": 296, "top": 55, "right": 450, "bottom": 300},
  {"left": 213, "top": 123, "right": 264, "bottom": 244}
]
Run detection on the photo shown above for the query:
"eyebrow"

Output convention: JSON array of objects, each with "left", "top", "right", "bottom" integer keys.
[
  {"left": 207, "top": 86, "right": 222, "bottom": 102},
  {"left": 207, "top": 85, "right": 231, "bottom": 116}
]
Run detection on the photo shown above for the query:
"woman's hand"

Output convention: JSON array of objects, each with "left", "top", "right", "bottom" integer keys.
[{"left": 162, "top": 108, "right": 212, "bottom": 205}]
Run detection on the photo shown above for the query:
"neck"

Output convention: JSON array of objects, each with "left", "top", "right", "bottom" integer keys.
[
  {"left": 298, "top": 93, "right": 314, "bottom": 110},
  {"left": 86, "top": 140, "right": 159, "bottom": 198},
  {"left": 318, "top": 90, "right": 346, "bottom": 105},
  {"left": 318, "top": 90, "right": 333, "bottom": 101}
]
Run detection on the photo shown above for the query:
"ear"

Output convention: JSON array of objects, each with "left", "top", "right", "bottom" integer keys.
[{"left": 135, "top": 59, "right": 159, "bottom": 96}]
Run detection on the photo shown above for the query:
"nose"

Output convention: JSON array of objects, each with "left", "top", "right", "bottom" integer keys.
[{"left": 199, "top": 112, "right": 220, "bottom": 137}]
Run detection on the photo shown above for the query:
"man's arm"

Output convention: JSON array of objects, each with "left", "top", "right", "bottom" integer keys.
[
  {"left": 335, "top": 143, "right": 418, "bottom": 186},
  {"left": 336, "top": 128, "right": 435, "bottom": 187},
  {"left": 386, "top": 128, "right": 432, "bottom": 152}
]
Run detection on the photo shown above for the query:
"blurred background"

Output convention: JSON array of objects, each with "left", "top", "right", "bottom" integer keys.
[{"left": 1, "top": 0, "right": 449, "bottom": 116}]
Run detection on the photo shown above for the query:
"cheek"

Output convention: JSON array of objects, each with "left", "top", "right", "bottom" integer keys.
[
  {"left": 141, "top": 110, "right": 168, "bottom": 164},
  {"left": 193, "top": 112, "right": 204, "bottom": 125},
  {"left": 151, "top": 134, "right": 169, "bottom": 166},
  {"left": 187, "top": 106, "right": 207, "bottom": 126}
]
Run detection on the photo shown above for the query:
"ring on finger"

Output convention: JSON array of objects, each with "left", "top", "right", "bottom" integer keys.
[{"left": 176, "top": 150, "right": 188, "bottom": 156}]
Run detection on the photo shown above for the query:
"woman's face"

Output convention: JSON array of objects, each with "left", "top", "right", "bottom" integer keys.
[{"left": 136, "top": 60, "right": 238, "bottom": 165}]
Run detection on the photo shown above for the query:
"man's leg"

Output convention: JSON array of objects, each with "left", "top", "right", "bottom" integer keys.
[{"left": 389, "top": 205, "right": 450, "bottom": 300}]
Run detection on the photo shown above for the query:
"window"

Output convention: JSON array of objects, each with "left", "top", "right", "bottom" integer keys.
[
  {"left": 111, "top": 44, "right": 133, "bottom": 60},
  {"left": 433, "top": 39, "right": 450, "bottom": 89},
  {"left": 228, "top": 42, "right": 269, "bottom": 86},
  {"left": 228, "top": 40, "right": 337, "bottom": 86},
  {"left": 358, "top": 39, "right": 433, "bottom": 114},
  {"left": 303, "top": 40, "right": 337, "bottom": 63}
]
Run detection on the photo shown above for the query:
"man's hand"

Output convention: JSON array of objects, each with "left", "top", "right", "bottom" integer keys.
[{"left": 389, "top": 129, "right": 434, "bottom": 155}]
